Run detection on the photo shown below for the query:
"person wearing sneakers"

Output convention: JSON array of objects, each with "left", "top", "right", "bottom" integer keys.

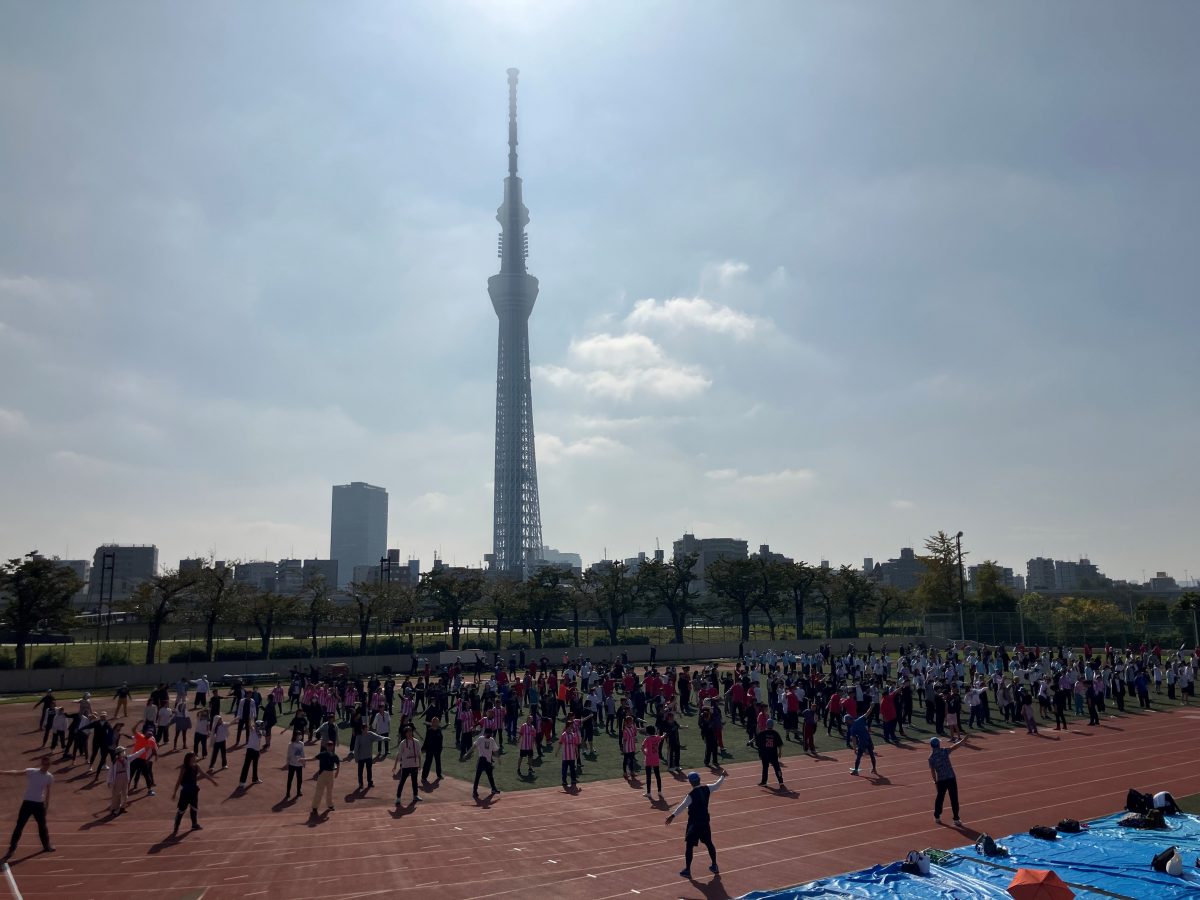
[
  {"left": 1, "top": 755, "right": 55, "bottom": 859},
  {"left": 393, "top": 724, "right": 422, "bottom": 805},
  {"left": 641, "top": 725, "right": 666, "bottom": 798},
  {"left": 928, "top": 736, "right": 965, "bottom": 826},
  {"left": 754, "top": 718, "right": 785, "bottom": 788},
  {"left": 666, "top": 771, "right": 725, "bottom": 880},
  {"left": 847, "top": 704, "right": 878, "bottom": 776},
  {"left": 310, "top": 740, "right": 340, "bottom": 816}
]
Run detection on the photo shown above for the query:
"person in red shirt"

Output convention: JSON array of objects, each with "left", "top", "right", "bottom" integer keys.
[
  {"left": 826, "top": 693, "right": 843, "bottom": 736},
  {"left": 641, "top": 726, "right": 666, "bottom": 797}
]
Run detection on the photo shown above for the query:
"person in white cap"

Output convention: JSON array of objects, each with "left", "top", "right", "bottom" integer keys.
[
  {"left": 666, "top": 771, "right": 726, "bottom": 879},
  {"left": 928, "top": 736, "right": 965, "bottom": 826}
]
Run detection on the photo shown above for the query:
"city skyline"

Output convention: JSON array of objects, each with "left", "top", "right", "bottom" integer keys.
[{"left": 2, "top": 5, "right": 1198, "bottom": 583}]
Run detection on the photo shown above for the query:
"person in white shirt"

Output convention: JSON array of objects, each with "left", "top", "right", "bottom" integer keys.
[
  {"left": 1, "top": 755, "right": 55, "bottom": 858},
  {"left": 284, "top": 731, "right": 308, "bottom": 799},
  {"left": 471, "top": 729, "right": 500, "bottom": 800},
  {"left": 208, "top": 715, "right": 230, "bottom": 771},
  {"left": 238, "top": 722, "right": 265, "bottom": 787},
  {"left": 371, "top": 709, "right": 391, "bottom": 760},
  {"left": 193, "top": 676, "right": 210, "bottom": 710},
  {"left": 393, "top": 724, "right": 423, "bottom": 805}
]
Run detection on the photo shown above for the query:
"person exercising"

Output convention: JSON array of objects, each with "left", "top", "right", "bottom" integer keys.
[{"left": 666, "top": 771, "right": 726, "bottom": 879}]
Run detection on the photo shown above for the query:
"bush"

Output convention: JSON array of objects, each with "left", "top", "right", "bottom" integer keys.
[
  {"left": 32, "top": 652, "right": 62, "bottom": 669},
  {"left": 507, "top": 641, "right": 530, "bottom": 651},
  {"left": 213, "top": 647, "right": 266, "bottom": 662},
  {"left": 415, "top": 641, "right": 448, "bottom": 655},
  {"left": 0, "top": 654, "right": 14, "bottom": 670},
  {"left": 97, "top": 648, "right": 131, "bottom": 667},
  {"left": 168, "top": 648, "right": 209, "bottom": 664},
  {"left": 371, "top": 637, "right": 413, "bottom": 656},
  {"left": 542, "top": 638, "right": 571, "bottom": 649},
  {"left": 622, "top": 635, "right": 651, "bottom": 645},
  {"left": 320, "top": 640, "right": 357, "bottom": 657},
  {"left": 832, "top": 627, "right": 859, "bottom": 639},
  {"left": 269, "top": 644, "right": 312, "bottom": 660}
]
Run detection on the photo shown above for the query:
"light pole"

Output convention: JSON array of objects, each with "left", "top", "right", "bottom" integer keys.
[{"left": 955, "top": 531, "right": 966, "bottom": 643}]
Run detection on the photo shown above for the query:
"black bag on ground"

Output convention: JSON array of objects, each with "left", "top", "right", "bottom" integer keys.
[
  {"left": 1126, "top": 788, "right": 1152, "bottom": 813},
  {"left": 1029, "top": 825, "right": 1058, "bottom": 840},
  {"left": 975, "top": 834, "right": 1008, "bottom": 856},
  {"left": 1152, "top": 846, "right": 1178, "bottom": 872},
  {"left": 1120, "top": 813, "right": 1149, "bottom": 829},
  {"left": 1145, "top": 809, "right": 1166, "bottom": 829},
  {"left": 1057, "top": 818, "right": 1082, "bottom": 833}
]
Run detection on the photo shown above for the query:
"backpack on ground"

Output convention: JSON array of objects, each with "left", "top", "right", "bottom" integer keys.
[
  {"left": 1145, "top": 809, "right": 1167, "bottom": 829},
  {"left": 900, "top": 850, "right": 931, "bottom": 875},
  {"left": 1152, "top": 846, "right": 1178, "bottom": 872},
  {"left": 1029, "top": 825, "right": 1058, "bottom": 840},
  {"left": 1057, "top": 818, "right": 1083, "bottom": 833},
  {"left": 975, "top": 834, "right": 1008, "bottom": 857},
  {"left": 1120, "top": 813, "right": 1150, "bottom": 829},
  {"left": 1126, "top": 788, "right": 1152, "bottom": 813}
]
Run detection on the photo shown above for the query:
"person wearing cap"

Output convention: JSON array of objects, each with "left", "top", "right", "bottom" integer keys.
[
  {"left": 928, "top": 735, "right": 965, "bottom": 826},
  {"left": 106, "top": 746, "right": 131, "bottom": 814},
  {"left": 666, "top": 771, "right": 725, "bottom": 880}
]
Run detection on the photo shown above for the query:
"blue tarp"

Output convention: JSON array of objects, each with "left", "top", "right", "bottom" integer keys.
[{"left": 740, "top": 813, "right": 1200, "bottom": 900}]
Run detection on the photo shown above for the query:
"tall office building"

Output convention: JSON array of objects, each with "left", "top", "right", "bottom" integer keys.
[
  {"left": 489, "top": 68, "right": 544, "bottom": 576},
  {"left": 673, "top": 533, "right": 749, "bottom": 596},
  {"left": 1026, "top": 557, "right": 1056, "bottom": 592},
  {"left": 330, "top": 482, "right": 388, "bottom": 587},
  {"left": 87, "top": 544, "right": 158, "bottom": 613}
]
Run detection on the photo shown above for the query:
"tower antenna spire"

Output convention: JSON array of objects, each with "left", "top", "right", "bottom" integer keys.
[{"left": 507, "top": 67, "right": 520, "bottom": 178}]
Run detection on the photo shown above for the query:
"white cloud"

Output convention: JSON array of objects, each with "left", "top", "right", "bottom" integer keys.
[
  {"left": 736, "top": 468, "right": 816, "bottom": 487},
  {"left": 625, "top": 296, "right": 764, "bottom": 340},
  {"left": 704, "top": 468, "right": 739, "bottom": 480},
  {"left": 569, "top": 332, "right": 664, "bottom": 368},
  {"left": 534, "top": 363, "right": 710, "bottom": 402},
  {"left": 890, "top": 499, "right": 916, "bottom": 510},
  {"left": 714, "top": 260, "right": 749, "bottom": 284},
  {"left": 538, "top": 433, "right": 628, "bottom": 465},
  {"left": 0, "top": 408, "right": 30, "bottom": 436},
  {"left": 702, "top": 467, "right": 816, "bottom": 487},
  {"left": 411, "top": 492, "right": 450, "bottom": 513}
]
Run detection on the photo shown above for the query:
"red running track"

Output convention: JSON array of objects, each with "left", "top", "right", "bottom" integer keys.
[{"left": 1, "top": 703, "right": 1198, "bottom": 900}]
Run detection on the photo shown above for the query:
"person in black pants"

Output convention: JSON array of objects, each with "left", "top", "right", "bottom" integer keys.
[
  {"left": 754, "top": 720, "right": 784, "bottom": 787},
  {"left": 1, "top": 755, "right": 55, "bottom": 859},
  {"left": 928, "top": 736, "right": 965, "bottom": 825},
  {"left": 421, "top": 717, "right": 444, "bottom": 781},
  {"left": 666, "top": 772, "right": 725, "bottom": 879}
]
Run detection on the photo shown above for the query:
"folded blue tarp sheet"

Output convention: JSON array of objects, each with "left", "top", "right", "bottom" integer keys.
[{"left": 740, "top": 813, "right": 1200, "bottom": 900}]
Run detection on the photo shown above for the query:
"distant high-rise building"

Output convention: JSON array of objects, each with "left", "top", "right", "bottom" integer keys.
[
  {"left": 276, "top": 559, "right": 304, "bottom": 596},
  {"left": 875, "top": 547, "right": 925, "bottom": 591},
  {"left": 540, "top": 547, "right": 582, "bottom": 575},
  {"left": 1054, "top": 560, "right": 1080, "bottom": 591},
  {"left": 302, "top": 558, "right": 338, "bottom": 590},
  {"left": 34, "top": 556, "right": 91, "bottom": 609},
  {"left": 489, "top": 69, "right": 544, "bottom": 576},
  {"left": 753, "top": 544, "right": 794, "bottom": 565},
  {"left": 330, "top": 482, "right": 388, "bottom": 588},
  {"left": 1026, "top": 557, "right": 1056, "bottom": 592},
  {"left": 1147, "top": 571, "right": 1179, "bottom": 592},
  {"left": 234, "top": 561, "right": 278, "bottom": 592},
  {"left": 87, "top": 544, "right": 158, "bottom": 613},
  {"left": 673, "top": 533, "right": 748, "bottom": 595}
]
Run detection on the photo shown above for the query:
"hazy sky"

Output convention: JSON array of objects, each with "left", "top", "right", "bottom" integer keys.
[{"left": 2, "top": 3, "right": 1197, "bottom": 583}]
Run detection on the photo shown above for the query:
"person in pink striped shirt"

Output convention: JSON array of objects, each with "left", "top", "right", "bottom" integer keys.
[
  {"left": 620, "top": 716, "right": 640, "bottom": 778},
  {"left": 641, "top": 725, "right": 666, "bottom": 797},
  {"left": 555, "top": 714, "right": 582, "bottom": 789},
  {"left": 516, "top": 714, "right": 538, "bottom": 776}
]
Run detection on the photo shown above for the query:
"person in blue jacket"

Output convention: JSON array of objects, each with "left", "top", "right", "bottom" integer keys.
[{"left": 845, "top": 703, "right": 878, "bottom": 776}]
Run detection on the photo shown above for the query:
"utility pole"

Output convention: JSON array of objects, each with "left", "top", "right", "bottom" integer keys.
[{"left": 955, "top": 531, "right": 966, "bottom": 643}]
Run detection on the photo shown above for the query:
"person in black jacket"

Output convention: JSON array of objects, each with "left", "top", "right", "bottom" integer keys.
[
  {"left": 421, "top": 717, "right": 444, "bottom": 782},
  {"left": 754, "top": 720, "right": 785, "bottom": 788}
]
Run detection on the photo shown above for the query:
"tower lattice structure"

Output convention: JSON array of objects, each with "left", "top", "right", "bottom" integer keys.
[{"left": 488, "top": 68, "right": 543, "bottom": 575}]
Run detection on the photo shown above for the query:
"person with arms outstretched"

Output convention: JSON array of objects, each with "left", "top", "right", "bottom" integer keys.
[{"left": 666, "top": 771, "right": 725, "bottom": 879}]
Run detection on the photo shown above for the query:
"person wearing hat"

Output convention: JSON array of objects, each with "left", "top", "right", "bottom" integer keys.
[
  {"left": 928, "top": 735, "right": 965, "bottom": 826},
  {"left": 107, "top": 745, "right": 131, "bottom": 814},
  {"left": 666, "top": 771, "right": 725, "bottom": 880}
]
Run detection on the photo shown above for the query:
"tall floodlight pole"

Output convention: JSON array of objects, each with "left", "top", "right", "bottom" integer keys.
[
  {"left": 956, "top": 531, "right": 966, "bottom": 643},
  {"left": 489, "top": 68, "right": 544, "bottom": 577}
]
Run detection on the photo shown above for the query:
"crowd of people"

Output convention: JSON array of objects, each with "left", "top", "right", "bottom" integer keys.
[{"left": 6, "top": 638, "right": 1196, "bottom": 871}]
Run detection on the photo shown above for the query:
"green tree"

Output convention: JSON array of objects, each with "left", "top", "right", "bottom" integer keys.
[
  {"left": 584, "top": 561, "right": 639, "bottom": 645},
  {"left": 479, "top": 577, "right": 523, "bottom": 652},
  {"left": 184, "top": 560, "right": 240, "bottom": 662},
  {"left": 345, "top": 580, "right": 409, "bottom": 655},
  {"left": 780, "top": 560, "right": 822, "bottom": 639},
  {"left": 972, "top": 560, "right": 1016, "bottom": 612},
  {"left": 420, "top": 566, "right": 484, "bottom": 651},
  {"left": 298, "top": 575, "right": 336, "bottom": 657},
  {"left": 916, "top": 531, "right": 960, "bottom": 614},
  {"left": 124, "top": 569, "right": 195, "bottom": 665},
  {"left": 518, "top": 565, "right": 570, "bottom": 649},
  {"left": 1168, "top": 592, "right": 1199, "bottom": 645},
  {"left": 705, "top": 557, "right": 759, "bottom": 641},
  {"left": 637, "top": 554, "right": 701, "bottom": 644},
  {"left": 752, "top": 557, "right": 790, "bottom": 640},
  {"left": 0, "top": 553, "right": 83, "bottom": 669},
  {"left": 830, "top": 565, "right": 876, "bottom": 637},
  {"left": 245, "top": 589, "right": 298, "bottom": 657},
  {"left": 875, "top": 585, "right": 912, "bottom": 636}
]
